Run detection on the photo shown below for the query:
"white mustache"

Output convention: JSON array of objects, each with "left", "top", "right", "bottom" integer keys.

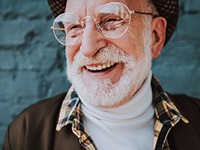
[{"left": 72, "top": 44, "right": 135, "bottom": 69}]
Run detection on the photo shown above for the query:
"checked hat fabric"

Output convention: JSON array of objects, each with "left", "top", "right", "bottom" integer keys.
[
  {"left": 48, "top": 0, "right": 179, "bottom": 45},
  {"left": 152, "top": 0, "right": 179, "bottom": 44}
]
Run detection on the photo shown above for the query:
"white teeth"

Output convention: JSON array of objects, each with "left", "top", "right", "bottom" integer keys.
[{"left": 86, "top": 62, "right": 116, "bottom": 71}]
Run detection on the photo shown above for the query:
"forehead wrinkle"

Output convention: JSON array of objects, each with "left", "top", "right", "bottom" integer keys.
[
  {"left": 65, "top": 0, "right": 86, "bottom": 17},
  {"left": 65, "top": 0, "right": 135, "bottom": 17},
  {"left": 65, "top": 0, "right": 101, "bottom": 18},
  {"left": 127, "top": 0, "right": 144, "bottom": 11}
]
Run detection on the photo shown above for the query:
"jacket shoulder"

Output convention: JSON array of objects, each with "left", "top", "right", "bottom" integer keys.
[
  {"left": 12, "top": 92, "right": 67, "bottom": 124},
  {"left": 170, "top": 94, "right": 200, "bottom": 115},
  {"left": 170, "top": 94, "right": 200, "bottom": 133},
  {"left": 167, "top": 94, "right": 200, "bottom": 149},
  {"left": 3, "top": 92, "right": 67, "bottom": 150}
]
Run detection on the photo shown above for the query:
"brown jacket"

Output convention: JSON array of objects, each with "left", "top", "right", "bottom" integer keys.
[{"left": 3, "top": 92, "right": 200, "bottom": 150}]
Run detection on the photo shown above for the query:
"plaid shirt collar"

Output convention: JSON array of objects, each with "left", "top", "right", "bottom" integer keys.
[{"left": 56, "top": 75, "right": 189, "bottom": 150}]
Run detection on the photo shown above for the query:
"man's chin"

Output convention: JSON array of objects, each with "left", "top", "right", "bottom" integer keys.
[{"left": 69, "top": 74, "right": 132, "bottom": 108}]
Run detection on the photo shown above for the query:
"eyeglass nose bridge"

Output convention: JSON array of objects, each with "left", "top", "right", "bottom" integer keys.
[
  {"left": 81, "top": 16, "right": 98, "bottom": 31},
  {"left": 81, "top": 16, "right": 102, "bottom": 36},
  {"left": 82, "top": 16, "right": 97, "bottom": 24}
]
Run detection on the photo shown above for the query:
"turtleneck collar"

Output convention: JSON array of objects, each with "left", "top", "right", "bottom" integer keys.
[{"left": 81, "top": 71, "right": 153, "bottom": 122}]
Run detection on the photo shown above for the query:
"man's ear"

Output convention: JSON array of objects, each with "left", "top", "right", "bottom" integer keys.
[{"left": 151, "top": 17, "right": 167, "bottom": 58}]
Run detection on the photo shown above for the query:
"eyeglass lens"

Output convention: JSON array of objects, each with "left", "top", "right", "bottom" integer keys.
[{"left": 52, "top": 2, "right": 131, "bottom": 45}]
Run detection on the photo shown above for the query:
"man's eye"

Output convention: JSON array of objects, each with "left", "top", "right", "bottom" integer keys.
[
  {"left": 65, "top": 24, "right": 83, "bottom": 38},
  {"left": 100, "top": 16, "right": 124, "bottom": 31},
  {"left": 67, "top": 24, "right": 82, "bottom": 32},
  {"left": 102, "top": 16, "right": 123, "bottom": 24}
]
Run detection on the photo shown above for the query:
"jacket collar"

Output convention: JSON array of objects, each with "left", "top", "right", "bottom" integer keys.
[
  {"left": 56, "top": 75, "right": 189, "bottom": 149},
  {"left": 151, "top": 76, "right": 189, "bottom": 149}
]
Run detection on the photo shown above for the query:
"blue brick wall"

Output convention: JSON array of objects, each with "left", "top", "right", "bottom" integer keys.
[
  {"left": 153, "top": 0, "right": 200, "bottom": 98},
  {"left": 0, "top": 0, "right": 200, "bottom": 147}
]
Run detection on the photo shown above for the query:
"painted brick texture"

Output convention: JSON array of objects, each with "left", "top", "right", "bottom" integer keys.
[{"left": 0, "top": 0, "right": 200, "bottom": 147}]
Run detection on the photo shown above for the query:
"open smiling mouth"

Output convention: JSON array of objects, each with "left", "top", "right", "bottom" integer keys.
[{"left": 85, "top": 62, "right": 117, "bottom": 73}]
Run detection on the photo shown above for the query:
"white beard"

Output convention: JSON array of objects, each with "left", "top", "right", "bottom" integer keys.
[{"left": 66, "top": 19, "right": 153, "bottom": 108}]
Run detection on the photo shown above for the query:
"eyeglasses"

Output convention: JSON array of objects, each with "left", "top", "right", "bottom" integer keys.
[{"left": 51, "top": 2, "right": 158, "bottom": 46}]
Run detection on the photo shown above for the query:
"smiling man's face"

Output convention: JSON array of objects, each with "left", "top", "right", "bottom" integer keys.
[{"left": 64, "top": 0, "right": 163, "bottom": 108}]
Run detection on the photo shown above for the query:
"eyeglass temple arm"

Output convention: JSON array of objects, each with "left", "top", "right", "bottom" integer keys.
[
  {"left": 131, "top": 10, "right": 159, "bottom": 17},
  {"left": 51, "top": 26, "right": 65, "bottom": 31}
]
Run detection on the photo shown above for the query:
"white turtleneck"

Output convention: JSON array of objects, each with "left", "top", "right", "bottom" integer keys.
[{"left": 81, "top": 72, "right": 154, "bottom": 150}]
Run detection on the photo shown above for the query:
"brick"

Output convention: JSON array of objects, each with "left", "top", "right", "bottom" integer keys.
[
  {"left": 153, "top": 39, "right": 200, "bottom": 98},
  {"left": 0, "top": 71, "right": 41, "bottom": 100},
  {"left": 185, "top": 0, "right": 200, "bottom": 12},
  {"left": 158, "top": 40, "right": 199, "bottom": 68},
  {"left": 2, "top": 0, "right": 51, "bottom": 20},
  {"left": 16, "top": 46, "right": 57, "bottom": 70},
  {"left": 0, "top": 19, "right": 55, "bottom": 46},
  {"left": 39, "top": 20, "right": 60, "bottom": 46},
  {"left": 0, "top": 21, "right": 35, "bottom": 46},
  {"left": 0, "top": 51, "right": 16, "bottom": 70},
  {"left": 177, "top": 14, "right": 200, "bottom": 39},
  {"left": 45, "top": 68, "right": 70, "bottom": 97},
  {"left": 0, "top": 72, "right": 16, "bottom": 100},
  {"left": 154, "top": 70, "right": 200, "bottom": 97},
  {"left": 13, "top": 72, "right": 40, "bottom": 99}
]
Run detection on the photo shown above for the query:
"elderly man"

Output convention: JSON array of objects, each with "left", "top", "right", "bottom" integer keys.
[{"left": 3, "top": 0, "right": 200, "bottom": 150}]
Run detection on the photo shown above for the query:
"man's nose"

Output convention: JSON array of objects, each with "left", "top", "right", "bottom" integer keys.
[{"left": 79, "top": 23, "right": 107, "bottom": 57}]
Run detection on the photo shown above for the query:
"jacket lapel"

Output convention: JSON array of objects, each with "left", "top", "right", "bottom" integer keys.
[
  {"left": 53, "top": 125, "right": 82, "bottom": 150},
  {"left": 168, "top": 121, "right": 200, "bottom": 149}
]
